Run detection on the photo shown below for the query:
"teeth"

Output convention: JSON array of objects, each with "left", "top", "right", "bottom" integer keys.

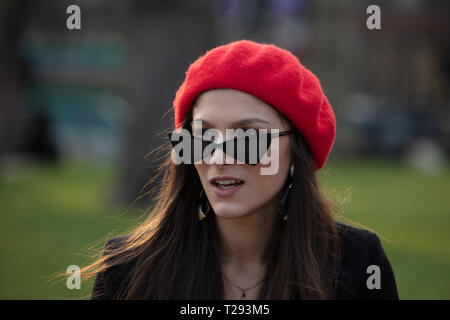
[
  {"left": 217, "top": 180, "right": 236, "bottom": 185},
  {"left": 214, "top": 179, "right": 242, "bottom": 186}
]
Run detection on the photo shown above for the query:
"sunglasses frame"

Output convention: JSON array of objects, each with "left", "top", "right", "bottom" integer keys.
[{"left": 169, "top": 128, "right": 294, "bottom": 165}]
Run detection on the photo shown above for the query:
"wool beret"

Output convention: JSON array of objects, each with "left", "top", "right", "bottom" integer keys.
[{"left": 173, "top": 39, "right": 335, "bottom": 171}]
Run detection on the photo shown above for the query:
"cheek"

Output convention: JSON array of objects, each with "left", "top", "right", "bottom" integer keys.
[
  {"left": 246, "top": 159, "right": 289, "bottom": 204},
  {"left": 235, "top": 166, "right": 287, "bottom": 215},
  {"left": 248, "top": 169, "right": 285, "bottom": 194},
  {"left": 251, "top": 142, "right": 290, "bottom": 196}
]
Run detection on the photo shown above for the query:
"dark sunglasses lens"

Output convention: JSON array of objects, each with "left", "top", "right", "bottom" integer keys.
[
  {"left": 224, "top": 132, "right": 272, "bottom": 165},
  {"left": 169, "top": 131, "right": 273, "bottom": 165}
]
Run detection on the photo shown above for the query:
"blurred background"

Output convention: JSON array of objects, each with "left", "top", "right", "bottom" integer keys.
[{"left": 0, "top": 0, "right": 449, "bottom": 299}]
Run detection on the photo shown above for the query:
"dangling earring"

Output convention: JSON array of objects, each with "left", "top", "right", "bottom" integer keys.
[
  {"left": 279, "top": 164, "right": 294, "bottom": 221},
  {"left": 198, "top": 189, "right": 211, "bottom": 221}
]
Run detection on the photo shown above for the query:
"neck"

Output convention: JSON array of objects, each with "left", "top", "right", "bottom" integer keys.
[{"left": 215, "top": 201, "right": 280, "bottom": 267}]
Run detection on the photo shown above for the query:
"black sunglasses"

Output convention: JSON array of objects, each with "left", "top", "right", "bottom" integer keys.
[{"left": 168, "top": 128, "right": 294, "bottom": 165}]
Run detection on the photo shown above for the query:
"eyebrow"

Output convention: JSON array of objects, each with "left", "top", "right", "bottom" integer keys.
[{"left": 192, "top": 118, "right": 271, "bottom": 127}]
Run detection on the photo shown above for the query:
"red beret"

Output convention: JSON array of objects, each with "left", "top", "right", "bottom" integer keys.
[{"left": 173, "top": 40, "right": 335, "bottom": 171}]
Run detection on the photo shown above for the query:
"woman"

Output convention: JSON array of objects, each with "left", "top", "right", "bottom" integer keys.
[{"left": 87, "top": 40, "right": 398, "bottom": 299}]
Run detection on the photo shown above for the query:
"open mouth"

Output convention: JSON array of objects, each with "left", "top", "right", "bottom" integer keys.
[
  {"left": 212, "top": 179, "right": 245, "bottom": 189},
  {"left": 209, "top": 177, "right": 246, "bottom": 196}
]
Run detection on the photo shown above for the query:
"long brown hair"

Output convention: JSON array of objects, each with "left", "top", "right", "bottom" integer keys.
[{"left": 81, "top": 107, "right": 341, "bottom": 299}]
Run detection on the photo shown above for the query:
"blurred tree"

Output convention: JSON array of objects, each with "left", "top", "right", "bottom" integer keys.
[
  {"left": 116, "top": 0, "right": 214, "bottom": 207},
  {"left": 0, "top": 0, "right": 29, "bottom": 157}
]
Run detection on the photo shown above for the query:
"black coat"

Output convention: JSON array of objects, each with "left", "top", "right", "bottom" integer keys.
[{"left": 91, "top": 221, "right": 399, "bottom": 299}]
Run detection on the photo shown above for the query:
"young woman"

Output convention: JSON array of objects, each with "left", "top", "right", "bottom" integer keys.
[{"left": 87, "top": 40, "right": 398, "bottom": 300}]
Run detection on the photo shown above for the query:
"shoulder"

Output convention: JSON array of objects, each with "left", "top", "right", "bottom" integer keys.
[
  {"left": 336, "top": 220, "right": 378, "bottom": 254},
  {"left": 334, "top": 221, "right": 399, "bottom": 299},
  {"left": 91, "top": 234, "right": 136, "bottom": 300}
]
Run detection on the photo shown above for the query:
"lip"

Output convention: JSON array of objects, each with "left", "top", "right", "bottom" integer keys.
[{"left": 209, "top": 176, "right": 245, "bottom": 197}]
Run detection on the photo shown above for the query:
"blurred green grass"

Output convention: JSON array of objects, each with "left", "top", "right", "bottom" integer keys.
[
  {"left": 0, "top": 156, "right": 449, "bottom": 299},
  {"left": 0, "top": 161, "right": 143, "bottom": 299}
]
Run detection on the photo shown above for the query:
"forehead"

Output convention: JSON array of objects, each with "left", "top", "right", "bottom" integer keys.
[{"left": 192, "top": 89, "right": 285, "bottom": 127}]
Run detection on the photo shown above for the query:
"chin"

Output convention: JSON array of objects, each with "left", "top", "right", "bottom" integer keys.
[{"left": 211, "top": 204, "right": 248, "bottom": 219}]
